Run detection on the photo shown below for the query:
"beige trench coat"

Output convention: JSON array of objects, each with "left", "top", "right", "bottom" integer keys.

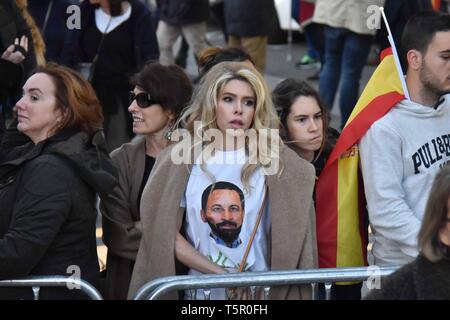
[
  {"left": 128, "top": 143, "right": 318, "bottom": 300},
  {"left": 100, "top": 136, "right": 146, "bottom": 299}
]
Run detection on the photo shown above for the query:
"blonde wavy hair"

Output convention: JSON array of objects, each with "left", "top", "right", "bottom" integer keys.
[
  {"left": 178, "top": 61, "right": 284, "bottom": 191},
  {"left": 15, "top": 0, "right": 46, "bottom": 66}
]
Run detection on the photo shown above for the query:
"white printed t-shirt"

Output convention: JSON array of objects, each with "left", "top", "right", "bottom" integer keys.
[{"left": 181, "top": 148, "right": 270, "bottom": 299}]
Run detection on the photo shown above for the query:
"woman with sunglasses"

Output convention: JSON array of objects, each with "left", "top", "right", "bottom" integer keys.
[
  {"left": 366, "top": 165, "right": 450, "bottom": 300},
  {"left": 99, "top": 61, "right": 192, "bottom": 300}
]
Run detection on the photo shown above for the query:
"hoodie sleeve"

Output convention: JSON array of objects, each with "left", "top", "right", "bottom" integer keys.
[
  {"left": 360, "top": 121, "right": 421, "bottom": 260},
  {"left": 0, "top": 155, "right": 73, "bottom": 278}
]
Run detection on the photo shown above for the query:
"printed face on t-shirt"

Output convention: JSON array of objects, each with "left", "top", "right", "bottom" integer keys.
[{"left": 201, "top": 189, "right": 244, "bottom": 246}]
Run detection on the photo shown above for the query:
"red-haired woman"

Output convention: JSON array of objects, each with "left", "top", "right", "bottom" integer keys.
[{"left": 0, "top": 63, "right": 118, "bottom": 299}]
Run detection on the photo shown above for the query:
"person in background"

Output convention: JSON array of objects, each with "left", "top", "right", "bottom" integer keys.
[
  {"left": 155, "top": 0, "right": 209, "bottom": 66},
  {"left": 366, "top": 165, "right": 450, "bottom": 300},
  {"left": 72, "top": 0, "right": 159, "bottom": 151},
  {"left": 0, "top": 0, "right": 36, "bottom": 155},
  {"left": 224, "top": 0, "right": 274, "bottom": 73},
  {"left": 100, "top": 62, "right": 192, "bottom": 300},
  {"left": 15, "top": 0, "right": 45, "bottom": 67},
  {"left": 197, "top": 46, "right": 254, "bottom": 80},
  {"left": 27, "top": 0, "right": 80, "bottom": 67},
  {"left": 292, "top": 0, "right": 324, "bottom": 81},
  {"left": 0, "top": 63, "right": 117, "bottom": 299},
  {"left": 313, "top": 0, "right": 385, "bottom": 129}
]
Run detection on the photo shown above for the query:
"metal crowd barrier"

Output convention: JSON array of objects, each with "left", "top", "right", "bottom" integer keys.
[
  {"left": 0, "top": 276, "right": 103, "bottom": 300},
  {"left": 133, "top": 266, "right": 400, "bottom": 300}
]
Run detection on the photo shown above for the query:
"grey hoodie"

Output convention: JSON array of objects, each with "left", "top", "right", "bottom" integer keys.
[{"left": 360, "top": 95, "right": 450, "bottom": 266}]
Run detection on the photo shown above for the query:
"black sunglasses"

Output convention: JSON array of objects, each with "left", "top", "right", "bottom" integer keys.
[{"left": 129, "top": 91, "right": 157, "bottom": 108}]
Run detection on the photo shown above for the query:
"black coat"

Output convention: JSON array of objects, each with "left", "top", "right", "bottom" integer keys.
[
  {"left": 156, "top": 0, "right": 209, "bottom": 25},
  {"left": 0, "top": 129, "right": 118, "bottom": 299},
  {"left": 71, "top": 0, "right": 159, "bottom": 69},
  {"left": 27, "top": 0, "right": 79, "bottom": 66},
  {"left": 224, "top": 0, "right": 274, "bottom": 38},
  {"left": 365, "top": 254, "right": 450, "bottom": 299}
]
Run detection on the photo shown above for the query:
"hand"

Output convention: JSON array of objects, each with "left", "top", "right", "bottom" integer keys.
[{"left": 1, "top": 36, "right": 28, "bottom": 64}]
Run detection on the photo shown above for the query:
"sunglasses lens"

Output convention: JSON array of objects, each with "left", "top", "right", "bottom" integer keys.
[
  {"left": 130, "top": 92, "right": 153, "bottom": 108},
  {"left": 136, "top": 94, "right": 150, "bottom": 108}
]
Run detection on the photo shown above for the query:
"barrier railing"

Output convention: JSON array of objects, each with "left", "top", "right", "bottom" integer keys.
[
  {"left": 133, "top": 266, "right": 399, "bottom": 300},
  {"left": 0, "top": 276, "right": 103, "bottom": 300}
]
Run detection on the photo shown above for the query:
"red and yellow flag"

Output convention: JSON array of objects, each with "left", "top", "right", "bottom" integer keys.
[
  {"left": 432, "top": 0, "right": 442, "bottom": 11},
  {"left": 315, "top": 48, "right": 405, "bottom": 269}
]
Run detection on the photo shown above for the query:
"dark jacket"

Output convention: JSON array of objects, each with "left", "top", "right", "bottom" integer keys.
[
  {"left": 0, "top": 0, "right": 37, "bottom": 135},
  {"left": 156, "top": 0, "right": 209, "bottom": 25},
  {"left": 27, "top": 0, "right": 79, "bottom": 66},
  {"left": 71, "top": 0, "right": 159, "bottom": 69},
  {"left": 224, "top": 0, "right": 274, "bottom": 37},
  {"left": 365, "top": 254, "right": 450, "bottom": 299},
  {"left": 0, "top": 129, "right": 118, "bottom": 299}
]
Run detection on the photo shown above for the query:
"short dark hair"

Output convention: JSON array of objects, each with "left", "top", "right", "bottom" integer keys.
[
  {"left": 201, "top": 181, "right": 245, "bottom": 212},
  {"left": 197, "top": 47, "right": 254, "bottom": 79},
  {"left": 130, "top": 62, "right": 192, "bottom": 120},
  {"left": 272, "top": 78, "right": 329, "bottom": 156},
  {"left": 418, "top": 165, "right": 450, "bottom": 262},
  {"left": 401, "top": 10, "right": 450, "bottom": 72}
]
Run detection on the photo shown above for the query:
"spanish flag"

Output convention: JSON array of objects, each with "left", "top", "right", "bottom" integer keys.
[
  {"left": 432, "top": 0, "right": 442, "bottom": 11},
  {"left": 315, "top": 47, "right": 406, "bottom": 269}
]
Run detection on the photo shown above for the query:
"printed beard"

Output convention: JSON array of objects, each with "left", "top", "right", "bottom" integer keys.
[{"left": 208, "top": 220, "right": 242, "bottom": 245}]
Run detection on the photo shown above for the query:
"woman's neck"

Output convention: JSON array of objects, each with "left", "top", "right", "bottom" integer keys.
[{"left": 145, "top": 133, "right": 170, "bottom": 158}]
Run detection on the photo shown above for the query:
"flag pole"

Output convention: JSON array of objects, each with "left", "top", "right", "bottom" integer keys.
[
  {"left": 380, "top": 7, "right": 410, "bottom": 100},
  {"left": 287, "top": 0, "right": 293, "bottom": 62}
]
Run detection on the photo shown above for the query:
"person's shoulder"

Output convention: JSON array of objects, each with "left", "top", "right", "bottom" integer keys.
[
  {"left": 111, "top": 136, "right": 145, "bottom": 159},
  {"left": 281, "top": 146, "right": 315, "bottom": 175},
  {"left": 365, "top": 262, "right": 416, "bottom": 300},
  {"left": 28, "top": 153, "right": 72, "bottom": 169},
  {"left": 22, "top": 154, "right": 75, "bottom": 188}
]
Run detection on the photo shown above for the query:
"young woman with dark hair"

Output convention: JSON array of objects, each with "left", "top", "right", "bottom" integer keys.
[{"left": 272, "top": 78, "right": 339, "bottom": 178}]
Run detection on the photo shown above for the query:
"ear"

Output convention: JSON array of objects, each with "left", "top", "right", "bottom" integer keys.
[
  {"left": 406, "top": 49, "right": 423, "bottom": 71},
  {"left": 166, "top": 110, "right": 176, "bottom": 121},
  {"left": 200, "top": 209, "right": 207, "bottom": 223},
  {"left": 439, "top": 226, "right": 450, "bottom": 247}
]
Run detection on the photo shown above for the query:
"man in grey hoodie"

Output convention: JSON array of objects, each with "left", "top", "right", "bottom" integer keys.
[{"left": 360, "top": 11, "right": 450, "bottom": 267}]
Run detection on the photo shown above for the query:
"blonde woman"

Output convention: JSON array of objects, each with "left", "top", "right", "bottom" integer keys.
[{"left": 128, "top": 61, "right": 318, "bottom": 300}]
